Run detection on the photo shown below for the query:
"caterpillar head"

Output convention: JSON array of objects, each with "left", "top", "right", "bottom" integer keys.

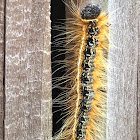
[{"left": 81, "top": 4, "right": 101, "bottom": 19}]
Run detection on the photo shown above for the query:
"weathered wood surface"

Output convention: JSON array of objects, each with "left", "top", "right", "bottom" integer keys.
[
  {"left": 107, "top": 0, "right": 139, "bottom": 139},
  {"left": 5, "top": 0, "right": 52, "bottom": 140},
  {"left": 137, "top": 0, "right": 140, "bottom": 139},
  {"left": 0, "top": 0, "right": 4, "bottom": 139}
]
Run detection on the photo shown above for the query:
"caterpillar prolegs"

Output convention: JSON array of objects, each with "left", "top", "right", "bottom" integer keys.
[{"left": 53, "top": 0, "right": 109, "bottom": 140}]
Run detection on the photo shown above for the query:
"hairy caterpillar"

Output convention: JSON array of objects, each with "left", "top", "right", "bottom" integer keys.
[{"left": 52, "top": 0, "right": 109, "bottom": 139}]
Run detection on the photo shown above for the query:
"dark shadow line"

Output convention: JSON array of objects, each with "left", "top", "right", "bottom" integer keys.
[
  {"left": 137, "top": 20, "right": 139, "bottom": 140},
  {"left": 3, "top": 0, "right": 7, "bottom": 139}
]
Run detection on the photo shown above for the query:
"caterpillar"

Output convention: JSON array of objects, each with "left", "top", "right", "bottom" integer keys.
[{"left": 52, "top": 0, "right": 109, "bottom": 140}]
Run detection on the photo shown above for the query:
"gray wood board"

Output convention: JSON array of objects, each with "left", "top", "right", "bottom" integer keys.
[
  {"left": 5, "top": 0, "right": 52, "bottom": 139},
  {"left": 137, "top": 0, "right": 140, "bottom": 139},
  {"left": 107, "top": 0, "right": 139, "bottom": 139}
]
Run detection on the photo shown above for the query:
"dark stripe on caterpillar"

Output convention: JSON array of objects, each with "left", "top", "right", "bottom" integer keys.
[{"left": 76, "top": 18, "right": 100, "bottom": 139}]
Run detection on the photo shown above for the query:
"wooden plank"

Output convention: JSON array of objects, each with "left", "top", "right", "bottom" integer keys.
[
  {"left": 5, "top": 0, "right": 52, "bottom": 139},
  {"left": 0, "top": 0, "right": 5, "bottom": 139},
  {"left": 107, "top": 0, "right": 138, "bottom": 139}
]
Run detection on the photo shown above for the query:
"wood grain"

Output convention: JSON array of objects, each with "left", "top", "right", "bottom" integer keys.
[
  {"left": 0, "top": 0, "right": 4, "bottom": 139},
  {"left": 5, "top": 0, "right": 52, "bottom": 140},
  {"left": 107, "top": 0, "right": 139, "bottom": 139},
  {"left": 137, "top": 0, "right": 140, "bottom": 139}
]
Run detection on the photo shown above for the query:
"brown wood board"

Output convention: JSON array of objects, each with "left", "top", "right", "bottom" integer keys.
[{"left": 4, "top": 0, "right": 52, "bottom": 139}]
